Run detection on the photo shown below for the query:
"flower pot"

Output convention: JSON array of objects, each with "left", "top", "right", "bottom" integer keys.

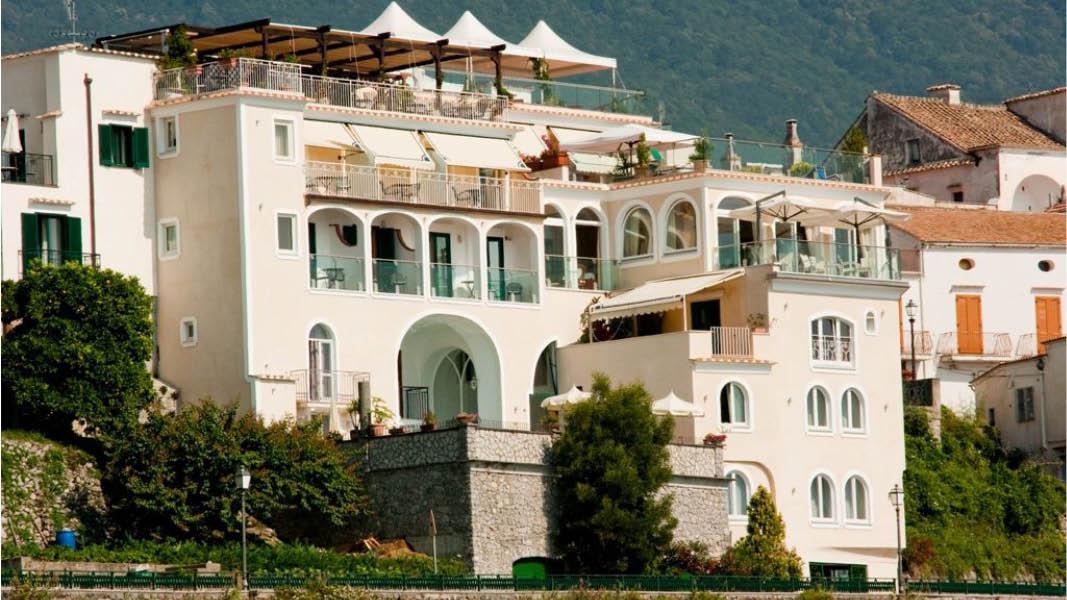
[
  {"left": 704, "top": 433, "right": 727, "bottom": 445},
  {"left": 388, "top": 427, "right": 406, "bottom": 436},
  {"left": 541, "top": 153, "right": 570, "bottom": 169},
  {"left": 693, "top": 159, "right": 708, "bottom": 172},
  {"left": 349, "top": 428, "right": 361, "bottom": 440},
  {"left": 635, "top": 165, "right": 650, "bottom": 178},
  {"left": 420, "top": 423, "right": 437, "bottom": 432},
  {"left": 455, "top": 412, "right": 479, "bottom": 425},
  {"left": 370, "top": 423, "right": 388, "bottom": 437}
]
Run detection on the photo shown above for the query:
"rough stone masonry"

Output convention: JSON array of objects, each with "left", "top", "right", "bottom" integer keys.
[{"left": 348, "top": 424, "right": 730, "bottom": 574}]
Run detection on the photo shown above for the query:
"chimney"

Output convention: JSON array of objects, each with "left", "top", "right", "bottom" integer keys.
[
  {"left": 783, "top": 119, "right": 804, "bottom": 167},
  {"left": 926, "top": 84, "right": 961, "bottom": 105}
]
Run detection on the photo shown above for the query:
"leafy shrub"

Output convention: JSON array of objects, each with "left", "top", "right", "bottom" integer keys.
[
  {"left": 796, "top": 590, "right": 833, "bottom": 600},
  {"left": 102, "top": 402, "right": 367, "bottom": 545},
  {"left": 717, "top": 486, "right": 802, "bottom": 578},
  {"left": 2, "top": 263, "right": 155, "bottom": 442},
  {"left": 552, "top": 374, "right": 676, "bottom": 574},
  {"left": 658, "top": 540, "right": 718, "bottom": 575}
]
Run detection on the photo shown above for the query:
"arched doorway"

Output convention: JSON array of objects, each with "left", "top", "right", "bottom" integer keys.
[
  {"left": 528, "top": 342, "right": 559, "bottom": 430},
  {"left": 1012, "top": 175, "right": 1062, "bottom": 212},
  {"left": 716, "top": 196, "right": 756, "bottom": 269},
  {"left": 307, "top": 207, "right": 366, "bottom": 291},
  {"left": 305, "top": 323, "right": 336, "bottom": 434},
  {"left": 398, "top": 314, "right": 502, "bottom": 424},
  {"left": 575, "top": 207, "right": 608, "bottom": 289},
  {"left": 544, "top": 204, "right": 567, "bottom": 287},
  {"left": 371, "top": 212, "right": 422, "bottom": 295}
]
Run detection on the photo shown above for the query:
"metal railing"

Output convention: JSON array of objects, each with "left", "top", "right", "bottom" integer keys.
[
  {"left": 544, "top": 255, "right": 620, "bottom": 291},
  {"left": 708, "top": 326, "right": 753, "bottom": 357},
  {"left": 902, "top": 330, "right": 934, "bottom": 355},
  {"left": 291, "top": 369, "right": 364, "bottom": 407},
  {"left": 904, "top": 378, "right": 936, "bottom": 407},
  {"left": 372, "top": 259, "right": 421, "bottom": 295},
  {"left": 716, "top": 239, "right": 901, "bottom": 280},
  {"left": 154, "top": 58, "right": 304, "bottom": 99},
  {"left": 1016, "top": 333, "right": 1038, "bottom": 358},
  {"left": 487, "top": 267, "right": 538, "bottom": 303},
  {"left": 936, "top": 332, "right": 1013, "bottom": 357},
  {"left": 309, "top": 254, "right": 364, "bottom": 291},
  {"left": 430, "top": 263, "right": 481, "bottom": 299},
  {"left": 709, "top": 137, "right": 870, "bottom": 184},
  {"left": 441, "top": 70, "right": 646, "bottom": 115},
  {"left": 400, "top": 386, "right": 430, "bottom": 420},
  {"left": 19, "top": 250, "right": 101, "bottom": 273},
  {"left": 812, "top": 334, "right": 854, "bottom": 364},
  {"left": 305, "top": 161, "right": 542, "bottom": 215},
  {"left": 2, "top": 152, "right": 55, "bottom": 186}
]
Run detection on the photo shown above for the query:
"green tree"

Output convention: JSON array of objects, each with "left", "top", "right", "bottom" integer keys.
[
  {"left": 718, "top": 486, "right": 803, "bottom": 578},
  {"left": 158, "top": 25, "right": 196, "bottom": 69},
  {"left": 551, "top": 374, "right": 676, "bottom": 573},
  {"left": 103, "top": 402, "right": 367, "bottom": 545},
  {"left": 2, "top": 263, "right": 155, "bottom": 442}
]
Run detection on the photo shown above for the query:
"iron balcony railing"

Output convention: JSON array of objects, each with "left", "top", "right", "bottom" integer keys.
[
  {"left": 291, "top": 369, "right": 365, "bottom": 406},
  {"left": 154, "top": 58, "right": 507, "bottom": 122},
  {"left": 3, "top": 152, "right": 56, "bottom": 186},
  {"left": 936, "top": 332, "right": 1013, "bottom": 357},
  {"left": 709, "top": 137, "right": 870, "bottom": 184},
  {"left": 903, "top": 378, "right": 936, "bottom": 407},
  {"left": 715, "top": 239, "right": 901, "bottom": 281},
  {"left": 309, "top": 254, "right": 364, "bottom": 291},
  {"left": 544, "top": 255, "right": 620, "bottom": 291},
  {"left": 19, "top": 249, "right": 101, "bottom": 273},
  {"left": 305, "top": 161, "right": 542, "bottom": 215},
  {"left": 707, "top": 326, "right": 754, "bottom": 357},
  {"left": 812, "top": 334, "right": 854, "bottom": 364},
  {"left": 441, "top": 69, "right": 646, "bottom": 115},
  {"left": 1015, "top": 333, "right": 1038, "bottom": 358},
  {"left": 902, "top": 330, "right": 934, "bottom": 355}
]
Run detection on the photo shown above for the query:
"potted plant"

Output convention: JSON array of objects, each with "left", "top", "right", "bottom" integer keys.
[
  {"left": 347, "top": 398, "right": 362, "bottom": 439},
  {"left": 369, "top": 397, "right": 393, "bottom": 437},
  {"left": 539, "top": 148, "right": 570, "bottom": 170},
  {"left": 455, "top": 412, "right": 479, "bottom": 425},
  {"left": 704, "top": 432, "right": 728, "bottom": 445},
  {"left": 689, "top": 136, "right": 711, "bottom": 172},
  {"left": 218, "top": 49, "right": 240, "bottom": 69},
  {"left": 746, "top": 312, "right": 769, "bottom": 333},
  {"left": 634, "top": 136, "right": 652, "bottom": 178},
  {"left": 389, "top": 425, "right": 406, "bottom": 436},
  {"left": 421, "top": 411, "right": 437, "bottom": 433},
  {"left": 540, "top": 411, "right": 560, "bottom": 434}
]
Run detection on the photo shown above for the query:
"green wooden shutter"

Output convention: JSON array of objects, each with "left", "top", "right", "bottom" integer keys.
[
  {"left": 98, "top": 124, "right": 114, "bottom": 166},
  {"left": 132, "top": 127, "right": 150, "bottom": 168},
  {"left": 21, "top": 213, "right": 39, "bottom": 270},
  {"left": 63, "top": 216, "right": 83, "bottom": 263}
]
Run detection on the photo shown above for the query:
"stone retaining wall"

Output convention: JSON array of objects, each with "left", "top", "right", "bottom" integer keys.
[{"left": 349, "top": 425, "right": 729, "bottom": 574}]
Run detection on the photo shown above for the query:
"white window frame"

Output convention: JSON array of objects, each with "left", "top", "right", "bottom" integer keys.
[
  {"left": 275, "top": 211, "right": 299, "bottom": 258},
  {"left": 810, "top": 315, "right": 856, "bottom": 370},
  {"left": 843, "top": 473, "right": 872, "bottom": 526},
  {"left": 661, "top": 195, "right": 700, "bottom": 257},
  {"left": 273, "top": 118, "right": 296, "bottom": 163},
  {"left": 809, "top": 472, "right": 837, "bottom": 525},
  {"left": 157, "top": 115, "right": 179, "bottom": 157},
  {"left": 179, "top": 317, "right": 198, "bottom": 347},
  {"left": 841, "top": 388, "right": 867, "bottom": 435},
  {"left": 158, "top": 218, "right": 180, "bottom": 260},
  {"left": 718, "top": 381, "right": 752, "bottom": 432},
  {"left": 619, "top": 202, "right": 655, "bottom": 262},
  {"left": 864, "top": 309, "right": 878, "bottom": 335},
  {"left": 805, "top": 385, "right": 833, "bottom": 434},
  {"left": 1015, "top": 387, "right": 1035, "bottom": 423},
  {"left": 725, "top": 469, "right": 751, "bottom": 520}
]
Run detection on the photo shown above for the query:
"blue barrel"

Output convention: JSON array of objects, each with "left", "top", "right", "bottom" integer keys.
[{"left": 55, "top": 528, "right": 76, "bottom": 549}]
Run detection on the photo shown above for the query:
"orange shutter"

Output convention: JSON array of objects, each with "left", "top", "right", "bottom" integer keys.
[
  {"left": 1035, "top": 296, "right": 1063, "bottom": 354},
  {"left": 956, "top": 295, "right": 983, "bottom": 354}
]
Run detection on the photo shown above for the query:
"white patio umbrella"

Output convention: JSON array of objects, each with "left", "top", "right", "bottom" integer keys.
[
  {"left": 558, "top": 124, "right": 697, "bottom": 154},
  {"left": 725, "top": 191, "right": 830, "bottom": 243},
  {"left": 2, "top": 109, "right": 22, "bottom": 153},
  {"left": 540, "top": 385, "right": 591, "bottom": 409},
  {"left": 651, "top": 390, "right": 705, "bottom": 417},
  {"left": 803, "top": 197, "right": 910, "bottom": 249}
]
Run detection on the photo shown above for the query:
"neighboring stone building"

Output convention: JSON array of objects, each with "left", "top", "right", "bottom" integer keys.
[
  {"left": 353, "top": 423, "right": 729, "bottom": 574},
  {"left": 973, "top": 337, "right": 1066, "bottom": 481},
  {"left": 856, "top": 84, "right": 1065, "bottom": 211}
]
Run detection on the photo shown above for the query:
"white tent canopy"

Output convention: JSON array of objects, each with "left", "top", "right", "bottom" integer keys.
[
  {"left": 589, "top": 271, "right": 742, "bottom": 321},
  {"left": 541, "top": 385, "right": 591, "bottom": 408},
  {"left": 559, "top": 124, "right": 698, "bottom": 154},
  {"left": 2, "top": 109, "right": 22, "bottom": 153},
  {"left": 348, "top": 124, "right": 434, "bottom": 170},
  {"left": 360, "top": 1, "right": 441, "bottom": 43},
  {"left": 443, "top": 11, "right": 541, "bottom": 59},
  {"left": 652, "top": 391, "right": 705, "bottom": 417},
  {"left": 519, "top": 20, "right": 616, "bottom": 76},
  {"left": 424, "top": 132, "right": 528, "bottom": 171}
]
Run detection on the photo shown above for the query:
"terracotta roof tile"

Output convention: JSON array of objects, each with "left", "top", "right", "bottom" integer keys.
[
  {"left": 1004, "top": 87, "right": 1066, "bottom": 104},
  {"left": 884, "top": 157, "right": 975, "bottom": 176},
  {"left": 873, "top": 93, "right": 1064, "bottom": 152},
  {"left": 888, "top": 205, "right": 1066, "bottom": 246}
]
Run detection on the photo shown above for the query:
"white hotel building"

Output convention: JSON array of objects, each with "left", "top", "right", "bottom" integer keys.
[{"left": 3, "top": 3, "right": 912, "bottom": 578}]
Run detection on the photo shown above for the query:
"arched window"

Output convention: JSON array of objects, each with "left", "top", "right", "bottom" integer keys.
[
  {"left": 576, "top": 208, "right": 600, "bottom": 222},
  {"left": 810, "top": 474, "right": 834, "bottom": 521},
  {"left": 841, "top": 388, "right": 866, "bottom": 432},
  {"left": 665, "top": 201, "right": 697, "bottom": 252},
  {"left": 307, "top": 323, "right": 335, "bottom": 405},
  {"left": 622, "top": 207, "right": 653, "bottom": 258},
  {"left": 844, "top": 475, "right": 869, "bottom": 522},
  {"left": 810, "top": 317, "right": 854, "bottom": 365},
  {"left": 865, "top": 310, "right": 877, "bottom": 334},
  {"left": 806, "top": 386, "right": 831, "bottom": 431},
  {"left": 719, "top": 382, "right": 749, "bottom": 427},
  {"left": 726, "top": 470, "right": 750, "bottom": 517}
]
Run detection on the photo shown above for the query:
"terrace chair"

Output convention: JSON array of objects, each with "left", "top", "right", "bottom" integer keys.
[
  {"left": 506, "top": 281, "right": 525, "bottom": 302},
  {"left": 353, "top": 85, "right": 377, "bottom": 109},
  {"left": 452, "top": 186, "right": 478, "bottom": 207}
]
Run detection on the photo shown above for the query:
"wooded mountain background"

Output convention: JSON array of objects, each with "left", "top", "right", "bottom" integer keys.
[{"left": 3, "top": 0, "right": 1064, "bottom": 145}]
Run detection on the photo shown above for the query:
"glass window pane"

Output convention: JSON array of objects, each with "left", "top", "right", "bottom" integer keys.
[
  {"left": 277, "top": 215, "right": 295, "bottom": 251},
  {"left": 732, "top": 385, "right": 747, "bottom": 424},
  {"left": 623, "top": 208, "right": 651, "bottom": 257},
  {"left": 821, "top": 478, "right": 832, "bottom": 518},
  {"left": 856, "top": 480, "right": 867, "bottom": 520},
  {"left": 666, "top": 202, "right": 696, "bottom": 250},
  {"left": 274, "top": 122, "right": 291, "bottom": 158}
]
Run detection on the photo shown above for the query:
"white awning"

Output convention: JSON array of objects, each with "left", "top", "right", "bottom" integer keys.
[
  {"left": 360, "top": 1, "right": 440, "bottom": 43},
  {"left": 303, "top": 120, "right": 357, "bottom": 149},
  {"left": 512, "top": 126, "right": 547, "bottom": 157},
  {"left": 590, "top": 271, "right": 743, "bottom": 321},
  {"left": 652, "top": 391, "right": 705, "bottom": 417},
  {"left": 570, "top": 152, "right": 618, "bottom": 174},
  {"left": 519, "top": 21, "right": 616, "bottom": 76},
  {"left": 424, "top": 132, "right": 529, "bottom": 171},
  {"left": 348, "top": 125, "right": 434, "bottom": 170},
  {"left": 541, "top": 385, "right": 592, "bottom": 408},
  {"left": 559, "top": 124, "right": 698, "bottom": 154}
]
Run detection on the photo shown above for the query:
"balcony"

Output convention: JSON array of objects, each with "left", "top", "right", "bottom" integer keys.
[
  {"left": 292, "top": 368, "right": 367, "bottom": 407},
  {"left": 154, "top": 58, "right": 507, "bottom": 122},
  {"left": 544, "top": 255, "right": 620, "bottom": 291},
  {"left": 902, "top": 330, "right": 934, "bottom": 356},
  {"left": 715, "top": 239, "right": 901, "bottom": 281},
  {"left": 708, "top": 326, "right": 754, "bottom": 358},
  {"left": 19, "top": 249, "right": 100, "bottom": 274},
  {"left": 1016, "top": 334, "right": 1038, "bottom": 358},
  {"left": 936, "top": 332, "right": 1013, "bottom": 359},
  {"left": 3, "top": 152, "right": 55, "bottom": 186},
  {"left": 373, "top": 259, "right": 422, "bottom": 295},
  {"left": 442, "top": 70, "right": 646, "bottom": 116},
  {"left": 305, "top": 161, "right": 542, "bottom": 215},
  {"left": 709, "top": 137, "right": 870, "bottom": 184},
  {"left": 309, "top": 254, "right": 365, "bottom": 292},
  {"left": 430, "top": 263, "right": 480, "bottom": 299}
]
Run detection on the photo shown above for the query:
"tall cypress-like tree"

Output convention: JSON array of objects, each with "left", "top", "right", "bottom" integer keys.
[
  {"left": 718, "top": 485, "right": 803, "bottom": 578},
  {"left": 551, "top": 374, "right": 677, "bottom": 573}
]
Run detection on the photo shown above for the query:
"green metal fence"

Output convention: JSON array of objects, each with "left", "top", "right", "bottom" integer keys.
[{"left": 3, "top": 570, "right": 1063, "bottom": 595}]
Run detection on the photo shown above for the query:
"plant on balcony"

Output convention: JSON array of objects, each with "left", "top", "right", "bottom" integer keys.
[
  {"left": 157, "top": 26, "right": 196, "bottom": 71},
  {"left": 217, "top": 48, "right": 244, "bottom": 68},
  {"left": 746, "top": 312, "right": 768, "bottom": 332},
  {"left": 346, "top": 398, "right": 361, "bottom": 437},
  {"left": 421, "top": 411, "right": 437, "bottom": 432},
  {"left": 634, "top": 136, "right": 652, "bottom": 178},
  {"left": 530, "top": 58, "right": 561, "bottom": 106},
  {"left": 369, "top": 397, "right": 393, "bottom": 437},
  {"left": 540, "top": 410, "right": 560, "bottom": 434},
  {"left": 703, "top": 432, "right": 727, "bottom": 445},
  {"left": 689, "top": 136, "right": 712, "bottom": 172},
  {"left": 787, "top": 160, "right": 814, "bottom": 178},
  {"left": 455, "top": 412, "right": 479, "bottom": 425}
]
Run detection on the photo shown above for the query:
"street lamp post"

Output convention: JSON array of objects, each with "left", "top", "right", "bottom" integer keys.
[
  {"left": 905, "top": 299, "right": 918, "bottom": 381},
  {"left": 889, "top": 484, "right": 905, "bottom": 594},
  {"left": 236, "top": 466, "right": 251, "bottom": 590}
]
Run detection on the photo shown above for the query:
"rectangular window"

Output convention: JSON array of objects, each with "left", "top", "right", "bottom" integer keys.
[
  {"left": 273, "top": 120, "right": 294, "bottom": 161},
  {"left": 180, "top": 317, "right": 198, "bottom": 347},
  {"left": 951, "top": 190, "right": 964, "bottom": 203},
  {"left": 99, "top": 124, "right": 150, "bottom": 168},
  {"left": 276, "top": 213, "right": 297, "bottom": 255},
  {"left": 1015, "top": 387, "right": 1035, "bottom": 423},
  {"left": 905, "top": 139, "right": 921, "bottom": 165},
  {"left": 158, "top": 218, "right": 180, "bottom": 259},
  {"left": 159, "top": 116, "right": 178, "bottom": 155}
]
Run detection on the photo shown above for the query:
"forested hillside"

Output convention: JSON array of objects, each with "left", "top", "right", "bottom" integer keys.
[{"left": 3, "top": 0, "right": 1064, "bottom": 145}]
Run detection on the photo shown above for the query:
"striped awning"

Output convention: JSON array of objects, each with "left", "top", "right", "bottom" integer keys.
[{"left": 589, "top": 271, "right": 743, "bottom": 321}]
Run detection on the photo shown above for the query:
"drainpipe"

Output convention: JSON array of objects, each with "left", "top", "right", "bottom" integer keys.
[{"left": 84, "top": 74, "right": 97, "bottom": 255}]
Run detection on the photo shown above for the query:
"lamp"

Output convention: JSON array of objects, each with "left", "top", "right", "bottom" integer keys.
[
  {"left": 236, "top": 466, "right": 251, "bottom": 589},
  {"left": 904, "top": 299, "right": 917, "bottom": 320},
  {"left": 889, "top": 484, "right": 904, "bottom": 593},
  {"left": 905, "top": 299, "right": 918, "bottom": 380}
]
